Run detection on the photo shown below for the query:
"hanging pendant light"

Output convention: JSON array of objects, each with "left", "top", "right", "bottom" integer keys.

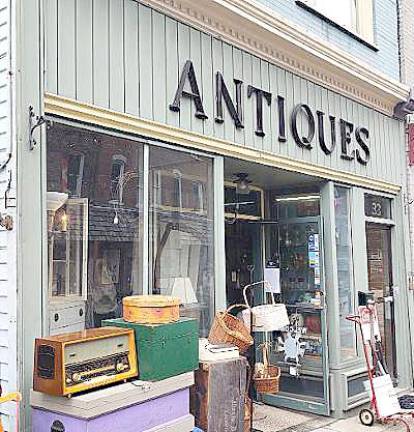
[{"left": 234, "top": 173, "right": 251, "bottom": 195}]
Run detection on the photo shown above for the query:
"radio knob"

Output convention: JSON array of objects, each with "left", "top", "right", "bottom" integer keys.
[
  {"left": 116, "top": 362, "right": 126, "bottom": 372},
  {"left": 66, "top": 377, "right": 72, "bottom": 384},
  {"left": 72, "top": 373, "right": 81, "bottom": 383}
]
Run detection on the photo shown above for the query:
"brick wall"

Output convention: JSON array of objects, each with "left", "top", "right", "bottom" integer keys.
[
  {"left": 399, "top": 0, "right": 414, "bottom": 274},
  {"left": 256, "top": 0, "right": 400, "bottom": 80},
  {"left": 398, "top": 0, "right": 414, "bottom": 84}
]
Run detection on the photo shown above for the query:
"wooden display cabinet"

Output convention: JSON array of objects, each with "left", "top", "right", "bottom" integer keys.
[{"left": 48, "top": 198, "right": 88, "bottom": 334}]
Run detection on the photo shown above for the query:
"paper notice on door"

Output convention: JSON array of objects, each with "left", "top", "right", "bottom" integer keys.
[
  {"left": 264, "top": 267, "right": 281, "bottom": 294},
  {"left": 308, "top": 251, "right": 320, "bottom": 268}
]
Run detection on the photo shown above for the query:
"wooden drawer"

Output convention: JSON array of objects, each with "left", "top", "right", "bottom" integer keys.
[{"left": 49, "top": 302, "right": 85, "bottom": 332}]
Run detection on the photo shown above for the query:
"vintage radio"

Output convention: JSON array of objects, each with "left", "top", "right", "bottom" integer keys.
[{"left": 33, "top": 327, "right": 138, "bottom": 397}]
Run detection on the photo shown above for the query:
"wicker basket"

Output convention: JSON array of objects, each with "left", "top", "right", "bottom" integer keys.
[
  {"left": 253, "top": 344, "right": 280, "bottom": 394},
  {"left": 208, "top": 304, "right": 253, "bottom": 354},
  {"left": 253, "top": 365, "right": 281, "bottom": 394},
  {"left": 123, "top": 295, "right": 180, "bottom": 324}
]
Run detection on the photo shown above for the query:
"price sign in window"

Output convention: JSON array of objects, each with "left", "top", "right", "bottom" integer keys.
[{"left": 364, "top": 194, "right": 392, "bottom": 219}]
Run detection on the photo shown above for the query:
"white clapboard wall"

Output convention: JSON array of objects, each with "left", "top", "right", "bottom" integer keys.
[
  {"left": 43, "top": 0, "right": 405, "bottom": 187},
  {"left": 0, "top": 0, "right": 16, "bottom": 430}
]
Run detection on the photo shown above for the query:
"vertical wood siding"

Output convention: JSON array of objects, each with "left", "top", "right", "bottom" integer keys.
[
  {"left": 44, "top": 0, "right": 405, "bottom": 187},
  {"left": 0, "top": 0, "right": 15, "bottom": 430}
]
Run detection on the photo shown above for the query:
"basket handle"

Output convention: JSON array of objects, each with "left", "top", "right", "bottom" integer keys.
[
  {"left": 226, "top": 303, "right": 250, "bottom": 315},
  {"left": 243, "top": 281, "right": 275, "bottom": 309}
]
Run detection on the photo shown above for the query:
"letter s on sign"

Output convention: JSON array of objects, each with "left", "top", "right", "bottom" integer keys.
[{"left": 355, "top": 127, "right": 370, "bottom": 166}]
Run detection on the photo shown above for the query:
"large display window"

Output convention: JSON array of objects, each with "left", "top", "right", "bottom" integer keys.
[{"left": 46, "top": 122, "right": 215, "bottom": 335}]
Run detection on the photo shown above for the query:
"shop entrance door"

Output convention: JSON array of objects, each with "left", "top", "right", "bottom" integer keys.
[
  {"left": 263, "top": 213, "right": 330, "bottom": 416},
  {"left": 225, "top": 222, "right": 263, "bottom": 306},
  {"left": 366, "top": 224, "right": 397, "bottom": 381}
]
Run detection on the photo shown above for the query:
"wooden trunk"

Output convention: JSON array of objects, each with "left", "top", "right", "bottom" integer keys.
[
  {"left": 191, "top": 357, "right": 248, "bottom": 432},
  {"left": 103, "top": 318, "right": 199, "bottom": 381}
]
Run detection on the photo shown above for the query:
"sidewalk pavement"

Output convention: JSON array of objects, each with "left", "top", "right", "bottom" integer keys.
[{"left": 252, "top": 404, "right": 411, "bottom": 432}]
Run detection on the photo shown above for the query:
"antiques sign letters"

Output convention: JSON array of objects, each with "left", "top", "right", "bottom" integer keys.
[{"left": 170, "top": 60, "right": 370, "bottom": 166}]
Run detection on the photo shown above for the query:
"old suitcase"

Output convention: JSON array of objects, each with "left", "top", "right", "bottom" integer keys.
[
  {"left": 103, "top": 317, "right": 198, "bottom": 381},
  {"left": 31, "top": 373, "right": 195, "bottom": 432},
  {"left": 191, "top": 357, "right": 248, "bottom": 432}
]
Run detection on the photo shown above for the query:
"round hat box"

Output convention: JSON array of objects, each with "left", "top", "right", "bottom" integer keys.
[{"left": 123, "top": 295, "right": 181, "bottom": 324}]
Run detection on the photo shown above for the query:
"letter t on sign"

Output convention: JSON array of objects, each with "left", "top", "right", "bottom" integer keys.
[
  {"left": 247, "top": 85, "right": 272, "bottom": 137},
  {"left": 169, "top": 60, "right": 208, "bottom": 120}
]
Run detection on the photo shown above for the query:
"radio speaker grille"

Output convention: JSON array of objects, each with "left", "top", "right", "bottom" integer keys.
[{"left": 37, "top": 345, "right": 55, "bottom": 379}]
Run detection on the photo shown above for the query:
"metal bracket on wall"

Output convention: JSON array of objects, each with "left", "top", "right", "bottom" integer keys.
[
  {"left": 4, "top": 170, "right": 14, "bottom": 209},
  {"left": 29, "top": 105, "right": 50, "bottom": 150}
]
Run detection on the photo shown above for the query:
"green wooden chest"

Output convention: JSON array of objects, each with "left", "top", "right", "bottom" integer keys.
[{"left": 103, "top": 317, "right": 199, "bottom": 381}]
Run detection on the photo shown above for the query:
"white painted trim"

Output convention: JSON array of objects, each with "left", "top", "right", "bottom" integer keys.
[
  {"left": 142, "top": 145, "right": 149, "bottom": 295},
  {"left": 138, "top": 0, "right": 408, "bottom": 116},
  {"left": 213, "top": 155, "right": 226, "bottom": 312}
]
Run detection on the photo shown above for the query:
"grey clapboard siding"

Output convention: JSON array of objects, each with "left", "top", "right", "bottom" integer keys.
[{"left": 44, "top": 0, "right": 405, "bottom": 187}]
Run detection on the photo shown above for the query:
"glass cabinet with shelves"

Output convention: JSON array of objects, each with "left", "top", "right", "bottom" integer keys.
[{"left": 48, "top": 197, "right": 88, "bottom": 301}]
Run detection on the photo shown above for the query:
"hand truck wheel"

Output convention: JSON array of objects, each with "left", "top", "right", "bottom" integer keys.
[{"left": 359, "top": 408, "right": 375, "bottom": 427}]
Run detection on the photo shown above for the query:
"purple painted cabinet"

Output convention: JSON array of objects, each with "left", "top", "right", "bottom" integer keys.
[
  {"left": 31, "top": 373, "right": 195, "bottom": 432},
  {"left": 32, "top": 389, "right": 189, "bottom": 432}
]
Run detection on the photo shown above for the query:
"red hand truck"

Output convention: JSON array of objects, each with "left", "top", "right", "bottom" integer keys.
[{"left": 347, "top": 302, "right": 414, "bottom": 431}]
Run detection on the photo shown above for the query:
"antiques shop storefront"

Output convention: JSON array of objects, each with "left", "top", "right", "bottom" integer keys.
[{"left": 23, "top": 0, "right": 413, "bottom": 423}]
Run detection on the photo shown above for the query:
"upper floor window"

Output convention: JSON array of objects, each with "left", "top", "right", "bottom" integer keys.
[
  {"left": 305, "top": 0, "right": 357, "bottom": 30},
  {"left": 298, "top": 0, "right": 374, "bottom": 45}
]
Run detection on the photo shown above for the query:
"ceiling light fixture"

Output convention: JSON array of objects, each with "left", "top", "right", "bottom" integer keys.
[{"left": 234, "top": 172, "right": 252, "bottom": 195}]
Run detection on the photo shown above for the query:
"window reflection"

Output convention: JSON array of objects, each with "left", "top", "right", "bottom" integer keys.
[
  {"left": 47, "top": 123, "right": 144, "bottom": 329},
  {"left": 334, "top": 186, "right": 356, "bottom": 359},
  {"left": 47, "top": 123, "right": 215, "bottom": 336},
  {"left": 149, "top": 147, "right": 215, "bottom": 337}
]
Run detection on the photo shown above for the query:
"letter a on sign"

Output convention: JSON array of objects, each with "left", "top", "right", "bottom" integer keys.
[{"left": 169, "top": 60, "right": 208, "bottom": 119}]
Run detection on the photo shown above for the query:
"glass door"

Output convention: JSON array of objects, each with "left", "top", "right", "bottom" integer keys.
[
  {"left": 263, "top": 196, "right": 330, "bottom": 415},
  {"left": 366, "top": 224, "right": 397, "bottom": 381}
]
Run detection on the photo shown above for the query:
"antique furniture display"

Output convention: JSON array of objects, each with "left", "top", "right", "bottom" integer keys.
[
  {"left": 31, "top": 373, "right": 195, "bottom": 432},
  {"left": 191, "top": 357, "right": 248, "bottom": 432},
  {"left": 47, "top": 195, "right": 88, "bottom": 334}
]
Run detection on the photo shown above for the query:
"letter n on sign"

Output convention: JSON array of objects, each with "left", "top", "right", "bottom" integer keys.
[{"left": 410, "top": 124, "right": 414, "bottom": 166}]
